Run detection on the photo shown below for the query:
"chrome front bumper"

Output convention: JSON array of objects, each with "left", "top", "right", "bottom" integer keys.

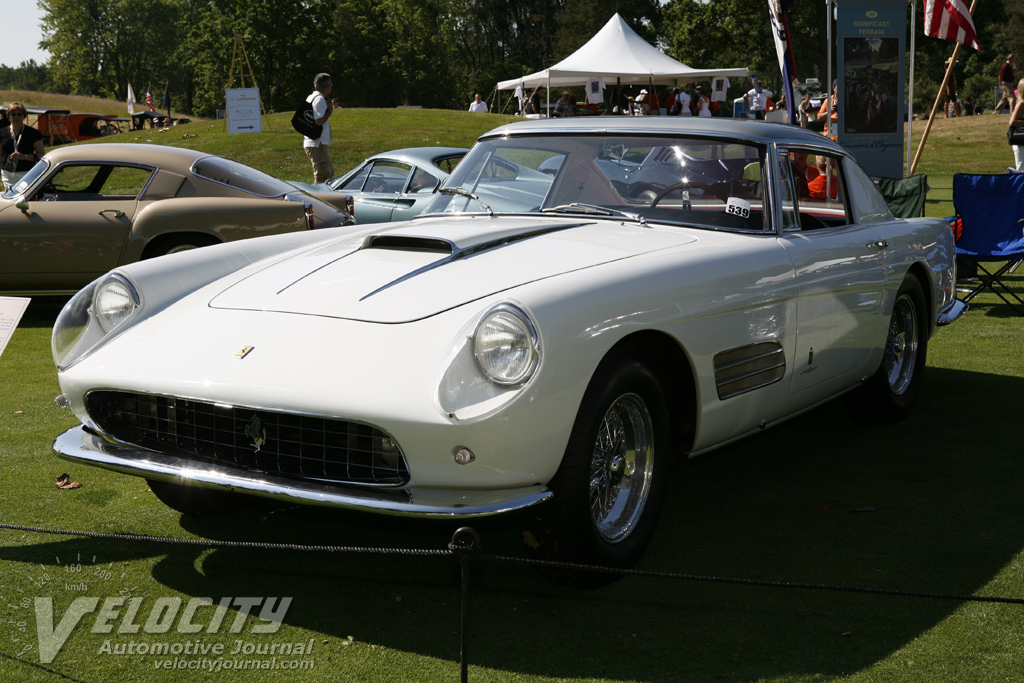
[{"left": 53, "top": 425, "right": 552, "bottom": 517}]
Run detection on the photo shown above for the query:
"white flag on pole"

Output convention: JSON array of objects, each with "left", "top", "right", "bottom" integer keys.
[{"left": 127, "top": 82, "right": 136, "bottom": 115}]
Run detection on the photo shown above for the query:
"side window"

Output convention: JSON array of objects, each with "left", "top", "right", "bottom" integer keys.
[
  {"left": 364, "top": 161, "right": 411, "bottom": 193},
  {"left": 99, "top": 167, "right": 151, "bottom": 197},
  {"left": 796, "top": 152, "right": 851, "bottom": 228},
  {"left": 408, "top": 167, "right": 437, "bottom": 193},
  {"left": 845, "top": 159, "right": 894, "bottom": 223},
  {"left": 44, "top": 164, "right": 150, "bottom": 200}
]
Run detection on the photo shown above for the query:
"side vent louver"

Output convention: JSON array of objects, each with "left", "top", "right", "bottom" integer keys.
[{"left": 713, "top": 342, "right": 786, "bottom": 399}]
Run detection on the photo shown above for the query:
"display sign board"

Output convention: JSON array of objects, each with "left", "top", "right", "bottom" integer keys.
[
  {"left": 0, "top": 297, "right": 30, "bottom": 360},
  {"left": 836, "top": 0, "right": 907, "bottom": 178},
  {"left": 225, "top": 88, "right": 263, "bottom": 134}
]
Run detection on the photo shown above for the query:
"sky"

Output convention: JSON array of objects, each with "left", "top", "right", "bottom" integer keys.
[{"left": 4, "top": 3, "right": 49, "bottom": 68}]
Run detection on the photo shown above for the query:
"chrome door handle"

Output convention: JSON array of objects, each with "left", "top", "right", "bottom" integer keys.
[
  {"left": 99, "top": 209, "right": 125, "bottom": 218},
  {"left": 867, "top": 240, "right": 888, "bottom": 250}
]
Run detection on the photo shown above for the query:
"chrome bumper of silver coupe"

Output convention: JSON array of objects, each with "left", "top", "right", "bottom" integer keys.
[
  {"left": 53, "top": 426, "right": 552, "bottom": 517},
  {"left": 937, "top": 298, "right": 968, "bottom": 326}
]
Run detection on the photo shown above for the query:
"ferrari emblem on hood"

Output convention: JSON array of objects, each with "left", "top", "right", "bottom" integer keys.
[{"left": 235, "top": 346, "right": 255, "bottom": 359}]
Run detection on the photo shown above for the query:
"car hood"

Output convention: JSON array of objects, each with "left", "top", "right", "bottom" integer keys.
[{"left": 210, "top": 216, "right": 696, "bottom": 323}]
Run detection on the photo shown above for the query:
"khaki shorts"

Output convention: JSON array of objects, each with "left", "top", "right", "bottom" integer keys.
[{"left": 304, "top": 143, "right": 334, "bottom": 184}]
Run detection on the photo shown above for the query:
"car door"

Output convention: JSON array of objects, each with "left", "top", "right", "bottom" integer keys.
[
  {"left": 0, "top": 163, "right": 152, "bottom": 293},
  {"left": 774, "top": 149, "right": 886, "bottom": 398}
]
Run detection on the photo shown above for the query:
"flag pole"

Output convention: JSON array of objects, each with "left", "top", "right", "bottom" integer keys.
[
  {"left": 909, "top": 0, "right": 979, "bottom": 176},
  {"left": 906, "top": 0, "right": 916, "bottom": 176}
]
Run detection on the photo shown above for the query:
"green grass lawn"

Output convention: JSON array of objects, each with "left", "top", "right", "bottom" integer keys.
[{"left": 3, "top": 105, "right": 1024, "bottom": 682}]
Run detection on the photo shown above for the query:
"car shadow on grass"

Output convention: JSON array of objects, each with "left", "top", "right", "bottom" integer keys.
[{"left": 2, "top": 366, "right": 1022, "bottom": 681}]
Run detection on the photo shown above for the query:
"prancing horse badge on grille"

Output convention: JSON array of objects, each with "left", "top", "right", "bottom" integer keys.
[{"left": 244, "top": 415, "right": 267, "bottom": 452}]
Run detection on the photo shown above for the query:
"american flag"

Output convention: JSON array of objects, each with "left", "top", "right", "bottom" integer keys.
[
  {"left": 924, "top": 0, "right": 979, "bottom": 52},
  {"left": 145, "top": 85, "right": 156, "bottom": 111}
]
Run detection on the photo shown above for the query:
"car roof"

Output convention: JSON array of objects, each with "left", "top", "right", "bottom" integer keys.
[
  {"left": 365, "top": 146, "right": 468, "bottom": 165},
  {"left": 41, "top": 143, "right": 210, "bottom": 166},
  {"left": 479, "top": 117, "right": 848, "bottom": 154}
]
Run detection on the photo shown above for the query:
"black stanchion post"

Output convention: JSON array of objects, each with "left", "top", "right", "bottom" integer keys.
[{"left": 450, "top": 527, "right": 480, "bottom": 683}]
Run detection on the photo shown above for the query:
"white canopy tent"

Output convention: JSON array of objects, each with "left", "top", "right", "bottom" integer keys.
[{"left": 495, "top": 14, "right": 749, "bottom": 112}]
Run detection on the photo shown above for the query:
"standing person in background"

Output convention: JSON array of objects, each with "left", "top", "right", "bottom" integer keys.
[
  {"left": 944, "top": 59, "right": 961, "bottom": 117},
  {"left": 0, "top": 102, "right": 45, "bottom": 191},
  {"left": 817, "top": 79, "right": 839, "bottom": 140},
  {"left": 993, "top": 54, "right": 1016, "bottom": 114},
  {"left": 530, "top": 86, "right": 545, "bottom": 116},
  {"left": 798, "top": 92, "right": 814, "bottom": 127},
  {"left": 469, "top": 93, "right": 488, "bottom": 112},
  {"left": 695, "top": 86, "right": 711, "bottom": 117},
  {"left": 303, "top": 73, "right": 337, "bottom": 183},
  {"left": 744, "top": 77, "right": 773, "bottom": 120},
  {"left": 1008, "top": 77, "right": 1024, "bottom": 172}
]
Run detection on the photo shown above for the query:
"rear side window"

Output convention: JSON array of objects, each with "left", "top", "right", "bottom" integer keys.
[
  {"left": 191, "top": 156, "right": 289, "bottom": 197},
  {"left": 845, "top": 159, "right": 893, "bottom": 223}
]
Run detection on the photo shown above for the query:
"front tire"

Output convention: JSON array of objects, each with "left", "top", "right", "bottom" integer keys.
[
  {"left": 847, "top": 275, "right": 928, "bottom": 424},
  {"left": 523, "top": 354, "right": 671, "bottom": 583}
]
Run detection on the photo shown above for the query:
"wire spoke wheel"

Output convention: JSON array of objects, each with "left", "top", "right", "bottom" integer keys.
[{"left": 589, "top": 393, "right": 655, "bottom": 543}]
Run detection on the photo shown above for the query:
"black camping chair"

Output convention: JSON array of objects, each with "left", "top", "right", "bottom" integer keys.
[{"left": 952, "top": 173, "right": 1024, "bottom": 315}]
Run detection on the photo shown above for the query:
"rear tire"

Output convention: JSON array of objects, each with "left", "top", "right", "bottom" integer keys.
[
  {"left": 143, "top": 235, "right": 218, "bottom": 259},
  {"left": 523, "top": 353, "right": 671, "bottom": 586},
  {"left": 846, "top": 275, "right": 928, "bottom": 424}
]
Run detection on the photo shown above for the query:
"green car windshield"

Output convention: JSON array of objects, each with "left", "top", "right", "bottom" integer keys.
[{"left": 422, "top": 134, "right": 768, "bottom": 231}]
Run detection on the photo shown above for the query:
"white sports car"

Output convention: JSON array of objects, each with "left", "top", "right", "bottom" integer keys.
[{"left": 52, "top": 118, "right": 965, "bottom": 572}]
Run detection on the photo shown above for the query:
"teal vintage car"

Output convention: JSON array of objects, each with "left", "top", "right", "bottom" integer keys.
[{"left": 292, "top": 147, "right": 466, "bottom": 224}]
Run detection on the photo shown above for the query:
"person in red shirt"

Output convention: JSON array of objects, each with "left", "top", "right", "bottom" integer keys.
[
  {"left": 807, "top": 155, "right": 839, "bottom": 199},
  {"left": 994, "top": 54, "right": 1016, "bottom": 114}
]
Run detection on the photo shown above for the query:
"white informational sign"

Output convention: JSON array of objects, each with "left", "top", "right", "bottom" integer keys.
[
  {"left": 225, "top": 88, "right": 263, "bottom": 134},
  {"left": 0, "top": 296, "right": 30, "bottom": 360}
]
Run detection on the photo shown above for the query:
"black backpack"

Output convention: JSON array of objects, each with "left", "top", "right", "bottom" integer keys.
[{"left": 291, "top": 99, "right": 323, "bottom": 139}]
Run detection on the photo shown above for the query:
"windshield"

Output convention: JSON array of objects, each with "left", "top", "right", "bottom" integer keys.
[
  {"left": 423, "top": 133, "right": 770, "bottom": 231},
  {"left": 190, "top": 156, "right": 289, "bottom": 198},
  {"left": 3, "top": 159, "right": 50, "bottom": 199}
]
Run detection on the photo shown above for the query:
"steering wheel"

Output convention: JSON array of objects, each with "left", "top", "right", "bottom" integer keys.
[{"left": 650, "top": 181, "right": 729, "bottom": 207}]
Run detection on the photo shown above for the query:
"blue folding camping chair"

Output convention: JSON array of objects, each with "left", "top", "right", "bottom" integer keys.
[{"left": 953, "top": 173, "right": 1024, "bottom": 316}]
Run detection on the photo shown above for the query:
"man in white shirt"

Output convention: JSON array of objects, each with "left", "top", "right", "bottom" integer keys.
[
  {"left": 304, "top": 73, "right": 336, "bottom": 183},
  {"left": 744, "top": 77, "right": 773, "bottom": 120},
  {"left": 469, "top": 93, "right": 488, "bottom": 113}
]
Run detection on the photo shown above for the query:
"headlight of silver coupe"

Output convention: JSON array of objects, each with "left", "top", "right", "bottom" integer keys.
[
  {"left": 473, "top": 303, "right": 540, "bottom": 385},
  {"left": 52, "top": 274, "right": 139, "bottom": 370}
]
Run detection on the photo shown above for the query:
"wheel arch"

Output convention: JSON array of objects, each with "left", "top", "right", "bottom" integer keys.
[
  {"left": 902, "top": 262, "right": 934, "bottom": 338},
  {"left": 599, "top": 330, "right": 698, "bottom": 457},
  {"left": 140, "top": 232, "right": 222, "bottom": 259}
]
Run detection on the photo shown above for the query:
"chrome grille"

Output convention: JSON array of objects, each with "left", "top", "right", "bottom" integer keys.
[{"left": 86, "top": 391, "right": 408, "bottom": 486}]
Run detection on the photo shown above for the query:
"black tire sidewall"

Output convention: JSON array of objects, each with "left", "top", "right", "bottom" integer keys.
[{"left": 527, "top": 355, "right": 671, "bottom": 569}]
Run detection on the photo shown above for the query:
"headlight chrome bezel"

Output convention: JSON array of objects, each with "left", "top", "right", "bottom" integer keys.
[
  {"left": 472, "top": 303, "right": 541, "bottom": 386},
  {"left": 52, "top": 273, "right": 140, "bottom": 371}
]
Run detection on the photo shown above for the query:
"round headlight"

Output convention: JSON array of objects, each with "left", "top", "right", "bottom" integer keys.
[
  {"left": 473, "top": 304, "right": 540, "bottom": 385},
  {"left": 93, "top": 276, "right": 139, "bottom": 332}
]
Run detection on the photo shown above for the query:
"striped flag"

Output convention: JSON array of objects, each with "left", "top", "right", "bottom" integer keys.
[
  {"left": 768, "top": 0, "right": 798, "bottom": 125},
  {"left": 145, "top": 84, "right": 156, "bottom": 111},
  {"left": 923, "top": 0, "right": 979, "bottom": 51}
]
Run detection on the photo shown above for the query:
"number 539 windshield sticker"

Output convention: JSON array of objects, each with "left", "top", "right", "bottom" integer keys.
[{"left": 726, "top": 197, "right": 751, "bottom": 219}]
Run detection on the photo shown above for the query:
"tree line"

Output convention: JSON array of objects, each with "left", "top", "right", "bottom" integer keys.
[{"left": 1, "top": 0, "right": 1020, "bottom": 117}]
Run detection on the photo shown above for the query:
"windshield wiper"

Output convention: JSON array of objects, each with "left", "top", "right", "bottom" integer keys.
[
  {"left": 542, "top": 203, "right": 647, "bottom": 225},
  {"left": 439, "top": 186, "right": 493, "bottom": 217}
]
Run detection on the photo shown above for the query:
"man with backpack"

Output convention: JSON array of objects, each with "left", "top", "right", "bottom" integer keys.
[{"left": 303, "top": 73, "right": 337, "bottom": 183}]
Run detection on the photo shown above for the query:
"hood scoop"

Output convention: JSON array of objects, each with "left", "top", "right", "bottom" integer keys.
[{"left": 364, "top": 235, "right": 454, "bottom": 253}]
